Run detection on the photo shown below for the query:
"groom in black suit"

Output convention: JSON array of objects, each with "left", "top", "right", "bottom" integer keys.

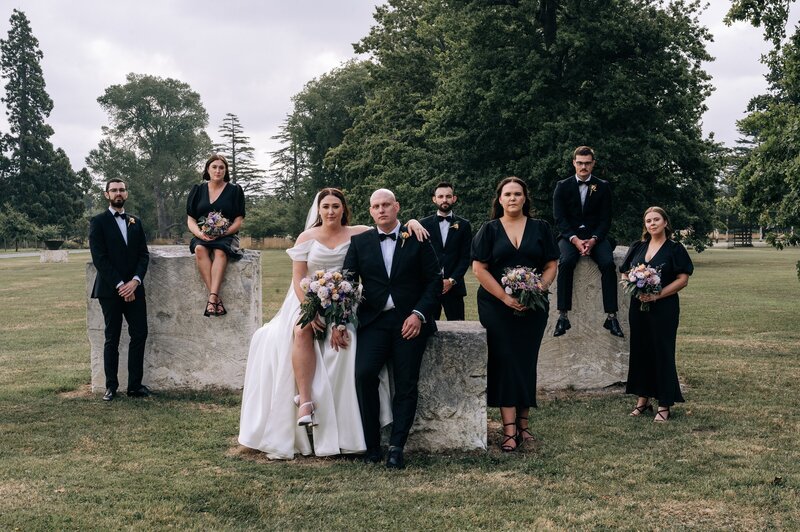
[
  {"left": 89, "top": 178, "right": 151, "bottom": 401},
  {"left": 420, "top": 182, "right": 472, "bottom": 321},
  {"left": 339, "top": 188, "right": 441, "bottom": 469},
  {"left": 552, "top": 146, "right": 623, "bottom": 337}
]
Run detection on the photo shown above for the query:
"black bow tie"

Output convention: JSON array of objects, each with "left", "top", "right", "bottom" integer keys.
[
  {"left": 578, "top": 180, "right": 589, "bottom": 187},
  {"left": 378, "top": 232, "right": 397, "bottom": 241},
  {"left": 114, "top": 212, "right": 127, "bottom": 218},
  {"left": 437, "top": 215, "right": 453, "bottom": 223}
]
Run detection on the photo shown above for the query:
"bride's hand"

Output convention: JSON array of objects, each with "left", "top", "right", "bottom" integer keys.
[
  {"left": 311, "top": 314, "right": 326, "bottom": 335},
  {"left": 406, "top": 219, "right": 429, "bottom": 241}
]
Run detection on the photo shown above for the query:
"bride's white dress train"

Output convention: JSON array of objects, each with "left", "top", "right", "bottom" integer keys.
[{"left": 238, "top": 238, "right": 391, "bottom": 459}]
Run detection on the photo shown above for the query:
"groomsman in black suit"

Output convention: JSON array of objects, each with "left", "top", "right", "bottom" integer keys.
[
  {"left": 89, "top": 178, "right": 152, "bottom": 401},
  {"left": 552, "top": 146, "right": 623, "bottom": 338},
  {"left": 420, "top": 182, "right": 473, "bottom": 321},
  {"left": 338, "top": 189, "right": 441, "bottom": 469}
]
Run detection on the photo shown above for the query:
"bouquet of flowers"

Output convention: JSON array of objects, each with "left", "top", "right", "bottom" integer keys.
[
  {"left": 297, "top": 269, "right": 362, "bottom": 339},
  {"left": 198, "top": 211, "right": 230, "bottom": 237},
  {"left": 501, "top": 266, "right": 549, "bottom": 316},
  {"left": 621, "top": 263, "right": 662, "bottom": 311}
]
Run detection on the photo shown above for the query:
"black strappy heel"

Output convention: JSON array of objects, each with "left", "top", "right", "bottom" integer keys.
[
  {"left": 500, "top": 422, "right": 518, "bottom": 452},
  {"left": 204, "top": 293, "right": 219, "bottom": 317}
]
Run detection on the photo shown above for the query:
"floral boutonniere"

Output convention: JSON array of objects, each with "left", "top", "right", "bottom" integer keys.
[
  {"left": 399, "top": 229, "right": 410, "bottom": 248},
  {"left": 127, "top": 216, "right": 136, "bottom": 227},
  {"left": 449, "top": 222, "right": 459, "bottom": 231},
  {"left": 589, "top": 184, "right": 598, "bottom": 196}
]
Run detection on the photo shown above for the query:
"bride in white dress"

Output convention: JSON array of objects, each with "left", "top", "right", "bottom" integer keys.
[{"left": 238, "top": 188, "right": 427, "bottom": 459}]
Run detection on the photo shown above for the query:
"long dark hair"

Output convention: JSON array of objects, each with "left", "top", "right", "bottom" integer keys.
[
  {"left": 202, "top": 154, "right": 230, "bottom": 182},
  {"left": 491, "top": 176, "right": 532, "bottom": 219},
  {"left": 640, "top": 206, "right": 674, "bottom": 241},
  {"left": 312, "top": 188, "right": 351, "bottom": 227}
]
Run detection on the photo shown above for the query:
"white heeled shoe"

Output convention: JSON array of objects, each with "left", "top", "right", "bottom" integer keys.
[{"left": 297, "top": 401, "right": 317, "bottom": 426}]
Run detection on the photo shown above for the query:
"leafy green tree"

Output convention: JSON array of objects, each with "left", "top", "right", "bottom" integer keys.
[
  {"left": 726, "top": 1, "right": 800, "bottom": 248},
  {"left": 268, "top": 60, "right": 373, "bottom": 231},
  {"left": 87, "top": 73, "right": 212, "bottom": 238},
  {"left": 214, "top": 112, "right": 266, "bottom": 196},
  {"left": 322, "top": 0, "right": 718, "bottom": 244},
  {"left": 0, "top": 202, "right": 37, "bottom": 251},
  {"left": 0, "top": 9, "right": 82, "bottom": 232}
]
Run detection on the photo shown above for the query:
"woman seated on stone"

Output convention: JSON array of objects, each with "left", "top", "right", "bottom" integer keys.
[{"left": 186, "top": 154, "right": 246, "bottom": 316}]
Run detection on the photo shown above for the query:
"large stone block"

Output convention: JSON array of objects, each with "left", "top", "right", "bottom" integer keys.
[
  {"left": 538, "top": 246, "right": 630, "bottom": 389},
  {"left": 407, "top": 321, "right": 488, "bottom": 452},
  {"left": 86, "top": 245, "right": 262, "bottom": 392}
]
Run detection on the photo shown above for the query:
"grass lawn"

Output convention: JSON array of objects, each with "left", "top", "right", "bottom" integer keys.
[{"left": 1, "top": 246, "right": 798, "bottom": 530}]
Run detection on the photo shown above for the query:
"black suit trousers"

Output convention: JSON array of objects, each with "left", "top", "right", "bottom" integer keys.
[
  {"left": 99, "top": 295, "right": 148, "bottom": 391},
  {"left": 355, "top": 309, "right": 428, "bottom": 449},
  {"left": 556, "top": 238, "right": 618, "bottom": 313},
  {"left": 432, "top": 290, "right": 466, "bottom": 321}
]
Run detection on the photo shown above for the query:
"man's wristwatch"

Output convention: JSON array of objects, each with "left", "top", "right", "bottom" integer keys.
[
  {"left": 448, "top": 278, "right": 456, "bottom": 285},
  {"left": 412, "top": 310, "right": 426, "bottom": 323}
]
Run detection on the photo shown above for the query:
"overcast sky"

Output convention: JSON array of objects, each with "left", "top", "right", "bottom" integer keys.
[{"left": 0, "top": 1, "right": 796, "bottom": 174}]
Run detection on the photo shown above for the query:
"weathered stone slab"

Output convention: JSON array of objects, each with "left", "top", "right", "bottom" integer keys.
[
  {"left": 407, "top": 321, "right": 488, "bottom": 452},
  {"left": 40, "top": 250, "right": 69, "bottom": 263},
  {"left": 86, "top": 245, "right": 262, "bottom": 392},
  {"left": 538, "top": 246, "right": 630, "bottom": 389}
]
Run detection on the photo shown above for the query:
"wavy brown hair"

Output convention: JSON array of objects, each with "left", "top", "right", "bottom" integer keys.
[
  {"left": 312, "top": 188, "right": 351, "bottom": 227},
  {"left": 202, "top": 154, "right": 230, "bottom": 182},
  {"left": 640, "top": 206, "right": 674, "bottom": 241},
  {"left": 491, "top": 176, "right": 532, "bottom": 219}
]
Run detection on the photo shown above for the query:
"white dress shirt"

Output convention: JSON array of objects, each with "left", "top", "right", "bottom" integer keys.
[{"left": 378, "top": 222, "right": 400, "bottom": 311}]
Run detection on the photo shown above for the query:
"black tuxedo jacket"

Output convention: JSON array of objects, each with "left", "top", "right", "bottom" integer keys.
[
  {"left": 343, "top": 225, "right": 442, "bottom": 332},
  {"left": 419, "top": 214, "right": 472, "bottom": 298},
  {"left": 552, "top": 175, "right": 613, "bottom": 243},
  {"left": 89, "top": 210, "right": 150, "bottom": 299}
]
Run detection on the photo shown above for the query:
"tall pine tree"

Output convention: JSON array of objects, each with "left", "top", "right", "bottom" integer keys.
[
  {"left": 213, "top": 112, "right": 266, "bottom": 196},
  {"left": 0, "top": 9, "right": 82, "bottom": 236}
]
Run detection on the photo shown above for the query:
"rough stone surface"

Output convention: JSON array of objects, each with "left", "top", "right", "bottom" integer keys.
[
  {"left": 406, "top": 321, "right": 488, "bottom": 452},
  {"left": 40, "top": 250, "right": 69, "bottom": 263},
  {"left": 538, "top": 246, "right": 630, "bottom": 389},
  {"left": 86, "top": 245, "right": 262, "bottom": 392}
]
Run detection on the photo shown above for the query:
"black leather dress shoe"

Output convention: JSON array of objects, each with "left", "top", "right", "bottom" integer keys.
[
  {"left": 604, "top": 317, "right": 624, "bottom": 337},
  {"left": 127, "top": 385, "right": 152, "bottom": 398},
  {"left": 553, "top": 317, "right": 571, "bottom": 337},
  {"left": 102, "top": 388, "right": 116, "bottom": 401},
  {"left": 363, "top": 447, "right": 383, "bottom": 464},
  {"left": 385, "top": 447, "right": 405, "bottom": 470}
]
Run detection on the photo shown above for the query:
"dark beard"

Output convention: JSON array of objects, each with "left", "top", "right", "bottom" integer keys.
[
  {"left": 437, "top": 203, "right": 452, "bottom": 213},
  {"left": 110, "top": 197, "right": 126, "bottom": 208}
]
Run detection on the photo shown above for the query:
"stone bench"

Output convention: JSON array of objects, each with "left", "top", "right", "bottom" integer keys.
[{"left": 86, "top": 246, "right": 262, "bottom": 392}]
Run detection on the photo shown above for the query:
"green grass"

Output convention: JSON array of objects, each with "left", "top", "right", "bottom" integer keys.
[{"left": 1, "top": 247, "right": 798, "bottom": 530}]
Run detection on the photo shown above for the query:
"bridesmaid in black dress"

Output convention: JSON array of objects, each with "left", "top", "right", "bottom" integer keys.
[
  {"left": 186, "top": 154, "right": 246, "bottom": 316},
  {"left": 472, "top": 177, "right": 558, "bottom": 451},
  {"left": 619, "top": 206, "right": 693, "bottom": 422}
]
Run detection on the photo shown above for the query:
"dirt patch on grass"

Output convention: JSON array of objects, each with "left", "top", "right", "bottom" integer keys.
[{"left": 58, "top": 384, "right": 93, "bottom": 399}]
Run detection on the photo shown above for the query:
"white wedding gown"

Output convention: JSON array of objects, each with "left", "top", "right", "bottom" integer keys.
[{"left": 238, "top": 238, "right": 392, "bottom": 459}]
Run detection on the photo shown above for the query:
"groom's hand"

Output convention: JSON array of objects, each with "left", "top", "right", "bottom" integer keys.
[
  {"left": 331, "top": 326, "right": 350, "bottom": 351},
  {"left": 401, "top": 314, "right": 422, "bottom": 340}
]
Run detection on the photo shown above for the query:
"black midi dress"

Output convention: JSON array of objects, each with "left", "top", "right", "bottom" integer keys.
[
  {"left": 186, "top": 182, "right": 246, "bottom": 261},
  {"left": 471, "top": 218, "right": 559, "bottom": 408},
  {"left": 620, "top": 239, "right": 694, "bottom": 406}
]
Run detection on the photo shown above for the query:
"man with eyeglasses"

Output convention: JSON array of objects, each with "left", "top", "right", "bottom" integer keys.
[
  {"left": 552, "top": 146, "right": 623, "bottom": 338},
  {"left": 89, "top": 178, "right": 152, "bottom": 401}
]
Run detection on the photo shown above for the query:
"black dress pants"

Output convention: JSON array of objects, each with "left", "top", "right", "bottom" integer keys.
[
  {"left": 556, "top": 238, "right": 618, "bottom": 313},
  {"left": 355, "top": 309, "right": 428, "bottom": 449},
  {"left": 99, "top": 296, "right": 148, "bottom": 391}
]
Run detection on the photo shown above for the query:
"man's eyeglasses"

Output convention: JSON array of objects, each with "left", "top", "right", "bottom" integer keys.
[{"left": 108, "top": 188, "right": 128, "bottom": 194}]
